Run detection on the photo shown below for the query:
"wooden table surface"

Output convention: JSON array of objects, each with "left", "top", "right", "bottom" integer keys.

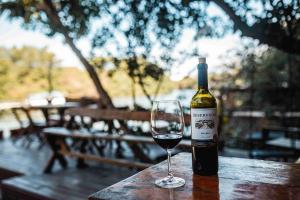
[
  {"left": 26, "top": 102, "right": 80, "bottom": 109},
  {"left": 89, "top": 153, "right": 300, "bottom": 200}
]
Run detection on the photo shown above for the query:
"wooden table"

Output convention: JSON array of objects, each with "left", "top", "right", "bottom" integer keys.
[
  {"left": 25, "top": 102, "right": 79, "bottom": 126},
  {"left": 89, "top": 153, "right": 300, "bottom": 200}
]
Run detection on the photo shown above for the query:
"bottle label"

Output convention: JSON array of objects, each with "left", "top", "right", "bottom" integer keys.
[{"left": 191, "top": 108, "right": 217, "bottom": 140}]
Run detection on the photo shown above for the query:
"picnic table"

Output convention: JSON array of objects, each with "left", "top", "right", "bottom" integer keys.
[
  {"left": 89, "top": 152, "right": 300, "bottom": 200},
  {"left": 23, "top": 102, "right": 80, "bottom": 126},
  {"left": 263, "top": 126, "right": 300, "bottom": 158},
  {"left": 267, "top": 137, "right": 300, "bottom": 151},
  {"left": 9, "top": 102, "right": 80, "bottom": 147}
]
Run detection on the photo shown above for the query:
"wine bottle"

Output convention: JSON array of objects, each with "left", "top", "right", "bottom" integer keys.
[{"left": 190, "top": 57, "right": 218, "bottom": 175}]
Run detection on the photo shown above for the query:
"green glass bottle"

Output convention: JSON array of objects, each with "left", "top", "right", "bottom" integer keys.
[{"left": 190, "top": 57, "right": 218, "bottom": 175}]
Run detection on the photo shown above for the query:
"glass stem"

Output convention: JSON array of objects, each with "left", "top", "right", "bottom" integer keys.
[{"left": 167, "top": 149, "right": 173, "bottom": 178}]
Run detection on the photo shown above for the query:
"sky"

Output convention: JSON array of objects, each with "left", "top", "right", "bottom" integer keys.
[{"left": 0, "top": 6, "right": 244, "bottom": 81}]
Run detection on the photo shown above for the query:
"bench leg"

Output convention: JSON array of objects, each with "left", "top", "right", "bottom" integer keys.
[
  {"left": 57, "top": 152, "right": 68, "bottom": 169},
  {"left": 128, "top": 143, "right": 153, "bottom": 163},
  {"left": 77, "top": 140, "right": 88, "bottom": 169},
  {"left": 44, "top": 152, "right": 68, "bottom": 173},
  {"left": 44, "top": 135, "right": 68, "bottom": 173},
  {"left": 44, "top": 154, "right": 56, "bottom": 173}
]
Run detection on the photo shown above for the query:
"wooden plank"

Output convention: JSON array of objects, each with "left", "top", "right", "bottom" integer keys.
[
  {"left": 23, "top": 102, "right": 80, "bottom": 110},
  {"left": 267, "top": 137, "right": 300, "bottom": 150},
  {"left": 2, "top": 166, "right": 137, "bottom": 200},
  {"left": 89, "top": 153, "right": 300, "bottom": 200},
  {"left": 0, "top": 139, "right": 74, "bottom": 179},
  {"left": 263, "top": 126, "right": 300, "bottom": 133},
  {"left": 0, "top": 167, "right": 22, "bottom": 180},
  {"left": 65, "top": 108, "right": 191, "bottom": 125},
  {"left": 62, "top": 151, "right": 152, "bottom": 169},
  {"left": 66, "top": 108, "right": 151, "bottom": 121},
  {"left": 0, "top": 140, "right": 51, "bottom": 178},
  {"left": 43, "top": 127, "right": 191, "bottom": 148},
  {"left": 43, "top": 128, "right": 190, "bottom": 172}
]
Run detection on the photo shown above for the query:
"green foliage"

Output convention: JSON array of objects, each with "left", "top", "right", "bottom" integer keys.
[
  {"left": 92, "top": 0, "right": 220, "bottom": 65},
  {"left": 0, "top": 46, "right": 57, "bottom": 99},
  {"left": 2, "top": 0, "right": 299, "bottom": 109},
  {"left": 0, "top": 0, "right": 101, "bottom": 38},
  {"left": 92, "top": 0, "right": 300, "bottom": 60},
  {"left": 242, "top": 48, "right": 300, "bottom": 109},
  {"left": 211, "top": 45, "right": 300, "bottom": 110},
  {"left": 2, "top": 0, "right": 299, "bottom": 58},
  {"left": 0, "top": 59, "right": 10, "bottom": 98},
  {"left": 92, "top": 56, "right": 164, "bottom": 80},
  {"left": 0, "top": 46, "right": 188, "bottom": 101},
  {"left": 92, "top": 56, "right": 171, "bottom": 104},
  {"left": 99, "top": 68, "right": 175, "bottom": 98}
]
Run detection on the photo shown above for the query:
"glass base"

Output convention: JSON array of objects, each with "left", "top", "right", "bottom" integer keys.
[{"left": 155, "top": 176, "right": 185, "bottom": 188}]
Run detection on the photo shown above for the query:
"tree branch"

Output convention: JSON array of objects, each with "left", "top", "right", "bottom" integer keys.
[
  {"left": 211, "top": 0, "right": 248, "bottom": 32},
  {"left": 211, "top": 0, "right": 300, "bottom": 55},
  {"left": 39, "top": 0, "right": 114, "bottom": 108}
]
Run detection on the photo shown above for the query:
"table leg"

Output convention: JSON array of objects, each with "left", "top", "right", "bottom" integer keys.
[
  {"left": 58, "top": 108, "right": 66, "bottom": 126},
  {"left": 77, "top": 140, "right": 88, "bottom": 168},
  {"left": 41, "top": 108, "right": 50, "bottom": 126},
  {"left": 44, "top": 135, "right": 68, "bottom": 173}
]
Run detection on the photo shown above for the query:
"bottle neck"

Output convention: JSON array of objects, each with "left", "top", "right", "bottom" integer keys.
[{"left": 197, "top": 63, "right": 208, "bottom": 90}]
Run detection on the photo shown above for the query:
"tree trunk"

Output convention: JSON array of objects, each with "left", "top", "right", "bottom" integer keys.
[
  {"left": 130, "top": 77, "right": 137, "bottom": 109},
  {"left": 153, "top": 76, "right": 164, "bottom": 100},
  {"left": 137, "top": 75, "right": 152, "bottom": 106},
  {"left": 47, "top": 62, "right": 53, "bottom": 94},
  {"left": 63, "top": 35, "right": 114, "bottom": 108},
  {"left": 41, "top": 0, "right": 114, "bottom": 108}
]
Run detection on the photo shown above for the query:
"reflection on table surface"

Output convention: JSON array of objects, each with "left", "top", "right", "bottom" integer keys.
[{"left": 89, "top": 153, "right": 300, "bottom": 200}]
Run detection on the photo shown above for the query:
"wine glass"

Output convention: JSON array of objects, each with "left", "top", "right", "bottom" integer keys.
[{"left": 151, "top": 100, "right": 185, "bottom": 188}]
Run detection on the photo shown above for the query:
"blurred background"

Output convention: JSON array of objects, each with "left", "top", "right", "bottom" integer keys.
[{"left": 0, "top": 0, "right": 299, "bottom": 161}]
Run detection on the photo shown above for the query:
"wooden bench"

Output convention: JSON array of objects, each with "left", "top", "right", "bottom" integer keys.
[
  {"left": 0, "top": 140, "right": 56, "bottom": 180},
  {"left": 248, "top": 126, "right": 300, "bottom": 161},
  {"left": 267, "top": 137, "right": 300, "bottom": 151},
  {"left": 1, "top": 165, "right": 137, "bottom": 200},
  {"left": 0, "top": 108, "right": 190, "bottom": 200},
  {"left": 0, "top": 139, "right": 137, "bottom": 200},
  {"left": 43, "top": 108, "right": 191, "bottom": 173},
  {"left": 10, "top": 106, "right": 60, "bottom": 148}
]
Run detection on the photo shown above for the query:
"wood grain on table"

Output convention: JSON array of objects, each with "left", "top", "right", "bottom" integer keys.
[{"left": 89, "top": 153, "right": 300, "bottom": 200}]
